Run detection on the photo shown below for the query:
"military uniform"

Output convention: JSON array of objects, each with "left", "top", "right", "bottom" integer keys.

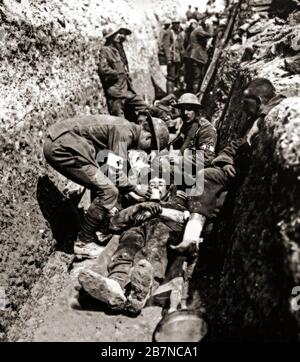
[
  {"left": 106, "top": 186, "right": 187, "bottom": 289},
  {"left": 192, "top": 9, "right": 203, "bottom": 21},
  {"left": 186, "top": 8, "right": 193, "bottom": 21},
  {"left": 171, "top": 117, "right": 217, "bottom": 167},
  {"left": 98, "top": 44, "right": 147, "bottom": 122},
  {"left": 184, "top": 26, "right": 213, "bottom": 93},
  {"left": 158, "top": 27, "right": 170, "bottom": 66},
  {"left": 156, "top": 116, "right": 217, "bottom": 189},
  {"left": 164, "top": 28, "right": 185, "bottom": 94},
  {"left": 43, "top": 115, "right": 139, "bottom": 242},
  {"left": 188, "top": 95, "right": 286, "bottom": 218}
]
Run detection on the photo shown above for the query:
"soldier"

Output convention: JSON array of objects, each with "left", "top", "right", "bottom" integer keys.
[
  {"left": 192, "top": 7, "right": 204, "bottom": 21},
  {"left": 78, "top": 175, "right": 189, "bottom": 313},
  {"left": 157, "top": 93, "right": 217, "bottom": 191},
  {"left": 43, "top": 114, "right": 169, "bottom": 259},
  {"left": 184, "top": 18, "right": 198, "bottom": 49},
  {"left": 164, "top": 20, "right": 185, "bottom": 94},
  {"left": 184, "top": 20, "right": 214, "bottom": 93},
  {"left": 98, "top": 26, "right": 147, "bottom": 122},
  {"left": 186, "top": 5, "right": 193, "bottom": 21},
  {"left": 183, "top": 19, "right": 198, "bottom": 91},
  {"left": 148, "top": 94, "right": 181, "bottom": 139},
  {"left": 158, "top": 19, "right": 171, "bottom": 66},
  {"left": 172, "top": 78, "right": 286, "bottom": 254}
]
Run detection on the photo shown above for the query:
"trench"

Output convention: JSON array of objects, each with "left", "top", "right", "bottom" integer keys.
[{"left": 1, "top": 0, "right": 300, "bottom": 342}]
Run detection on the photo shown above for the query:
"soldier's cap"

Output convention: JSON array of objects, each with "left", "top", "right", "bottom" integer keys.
[
  {"left": 102, "top": 26, "right": 132, "bottom": 40},
  {"left": 143, "top": 112, "right": 170, "bottom": 152},
  {"left": 175, "top": 93, "right": 203, "bottom": 109},
  {"left": 171, "top": 18, "right": 181, "bottom": 24}
]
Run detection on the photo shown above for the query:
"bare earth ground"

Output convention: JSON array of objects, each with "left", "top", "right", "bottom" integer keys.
[{"left": 9, "top": 246, "right": 163, "bottom": 342}]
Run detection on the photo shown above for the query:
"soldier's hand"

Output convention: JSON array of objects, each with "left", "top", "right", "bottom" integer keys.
[
  {"left": 223, "top": 164, "right": 236, "bottom": 178},
  {"left": 139, "top": 202, "right": 162, "bottom": 215},
  {"left": 134, "top": 210, "right": 152, "bottom": 224},
  {"left": 170, "top": 239, "right": 201, "bottom": 255},
  {"left": 134, "top": 184, "right": 151, "bottom": 198}
]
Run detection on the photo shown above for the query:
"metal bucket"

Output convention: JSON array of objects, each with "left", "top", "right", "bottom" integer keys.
[
  {"left": 153, "top": 309, "right": 208, "bottom": 342},
  {"left": 153, "top": 254, "right": 208, "bottom": 342}
]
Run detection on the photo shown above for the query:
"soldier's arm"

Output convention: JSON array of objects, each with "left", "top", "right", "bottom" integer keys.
[
  {"left": 109, "top": 202, "right": 162, "bottom": 231},
  {"left": 195, "top": 121, "right": 218, "bottom": 167},
  {"left": 160, "top": 208, "right": 189, "bottom": 225},
  {"left": 212, "top": 137, "right": 245, "bottom": 167},
  {"left": 196, "top": 25, "right": 214, "bottom": 39},
  {"left": 148, "top": 105, "right": 167, "bottom": 119},
  {"left": 109, "top": 204, "right": 141, "bottom": 232}
]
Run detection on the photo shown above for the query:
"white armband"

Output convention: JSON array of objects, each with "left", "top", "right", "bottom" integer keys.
[{"left": 107, "top": 152, "right": 124, "bottom": 169}]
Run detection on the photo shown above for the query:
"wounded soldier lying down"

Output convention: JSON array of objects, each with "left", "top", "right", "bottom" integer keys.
[{"left": 78, "top": 176, "right": 189, "bottom": 314}]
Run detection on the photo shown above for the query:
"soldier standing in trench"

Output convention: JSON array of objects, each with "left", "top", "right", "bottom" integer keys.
[
  {"left": 98, "top": 26, "right": 147, "bottom": 123},
  {"left": 186, "top": 5, "right": 193, "bottom": 21},
  {"left": 164, "top": 20, "right": 185, "bottom": 94},
  {"left": 184, "top": 19, "right": 214, "bottom": 94},
  {"left": 43, "top": 114, "right": 169, "bottom": 259},
  {"left": 158, "top": 19, "right": 171, "bottom": 67},
  {"left": 171, "top": 78, "right": 286, "bottom": 254}
]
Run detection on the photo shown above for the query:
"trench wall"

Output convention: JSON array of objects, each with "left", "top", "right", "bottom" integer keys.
[
  {"left": 0, "top": 0, "right": 179, "bottom": 340},
  {"left": 195, "top": 13, "right": 300, "bottom": 340}
]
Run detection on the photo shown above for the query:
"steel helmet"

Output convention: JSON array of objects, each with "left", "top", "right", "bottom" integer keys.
[
  {"left": 175, "top": 93, "right": 203, "bottom": 109},
  {"left": 102, "top": 25, "right": 131, "bottom": 40},
  {"left": 148, "top": 116, "right": 170, "bottom": 152}
]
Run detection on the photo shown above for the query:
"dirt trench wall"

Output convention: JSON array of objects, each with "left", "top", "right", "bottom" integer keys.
[
  {"left": 199, "top": 15, "right": 300, "bottom": 340},
  {"left": 0, "top": 0, "right": 179, "bottom": 340}
]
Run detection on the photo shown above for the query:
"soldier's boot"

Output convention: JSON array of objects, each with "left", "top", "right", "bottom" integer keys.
[
  {"left": 74, "top": 203, "right": 110, "bottom": 260},
  {"left": 167, "top": 81, "right": 174, "bottom": 95},
  {"left": 126, "top": 259, "right": 153, "bottom": 314},
  {"left": 74, "top": 242, "right": 105, "bottom": 260},
  {"left": 78, "top": 269, "right": 126, "bottom": 310}
]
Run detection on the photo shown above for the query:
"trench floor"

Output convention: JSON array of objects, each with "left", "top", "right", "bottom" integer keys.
[{"left": 9, "top": 244, "right": 163, "bottom": 342}]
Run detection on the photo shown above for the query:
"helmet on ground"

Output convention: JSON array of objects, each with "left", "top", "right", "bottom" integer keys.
[{"left": 175, "top": 93, "right": 203, "bottom": 109}]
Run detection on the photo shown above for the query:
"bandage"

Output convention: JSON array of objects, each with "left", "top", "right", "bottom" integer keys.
[
  {"left": 160, "top": 208, "right": 188, "bottom": 223},
  {"left": 182, "top": 219, "right": 202, "bottom": 241},
  {"left": 182, "top": 215, "right": 205, "bottom": 241}
]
